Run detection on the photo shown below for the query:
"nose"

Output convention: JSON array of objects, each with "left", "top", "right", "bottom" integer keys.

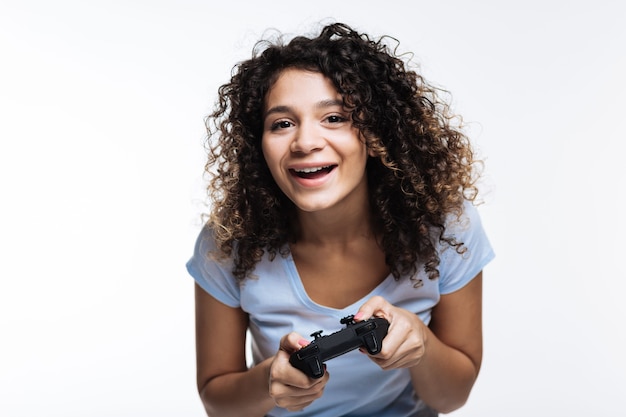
[{"left": 290, "top": 121, "right": 324, "bottom": 153}]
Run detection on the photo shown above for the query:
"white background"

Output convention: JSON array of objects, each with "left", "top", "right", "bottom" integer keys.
[{"left": 1, "top": 1, "right": 624, "bottom": 415}]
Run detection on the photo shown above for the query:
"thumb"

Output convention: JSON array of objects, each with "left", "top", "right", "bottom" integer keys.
[{"left": 279, "top": 332, "right": 311, "bottom": 354}]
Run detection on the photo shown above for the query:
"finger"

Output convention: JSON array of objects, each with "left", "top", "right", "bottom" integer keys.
[
  {"left": 279, "top": 332, "right": 310, "bottom": 353},
  {"left": 379, "top": 323, "right": 417, "bottom": 360},
  {"left": 270, "top": 379, "right": 317, "bottom": 399},
  {"left": 278, "top": 392, "right": 322, "bottom": 412},
  {"left": 272, "top": 351, "right": 328, "bottom": 390},
  {"left": 272, "top": 386, "right": 319, "bottom": 411},
  {"left": 282, "top": 369, "right": 328, "bottom": 390},
  {"left": 354, "top": 295, "right": 390, "bottom": 321},
  {"left": 270, "top": 371, "right": 329, "bottom": 409},
  {"left": 371, "top": 350, "right": 422, "bottom": 370},
  {"left": 370, "top": 329, "right": 425, "bottom": 370}
]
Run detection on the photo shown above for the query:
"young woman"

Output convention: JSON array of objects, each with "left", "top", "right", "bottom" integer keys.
[{"left": 186, "top": 22, "right": 495, "bottom": 417}]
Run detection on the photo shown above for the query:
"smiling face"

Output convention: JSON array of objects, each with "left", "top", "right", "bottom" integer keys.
[{"left": 261, "top": 68, "right": 370, "bottom": 215}]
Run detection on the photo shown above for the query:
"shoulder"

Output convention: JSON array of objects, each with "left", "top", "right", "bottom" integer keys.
[
  {"left": 438, "top": 200, "right": 495, "bottom": 294},
  {"left": 186, "top": 225, "right": 241, "bottom": 307},
  {"left": 440, "top": 200, "right": 493, "bottom": 250},
  {"left": 444, "top": 200, "right": 481, "bottom": 233}
]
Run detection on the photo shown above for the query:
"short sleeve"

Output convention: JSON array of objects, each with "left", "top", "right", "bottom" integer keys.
[
  {"left": 438, "top": 201, "right": 495, "bottom": 294},
  {"left": 185, "top": 226, "right": 241, "bottom": 308}
]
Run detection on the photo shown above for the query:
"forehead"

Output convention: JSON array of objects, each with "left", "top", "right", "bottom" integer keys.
[{"left": 264, "top": 68, "right": 341, "bottom": 109}]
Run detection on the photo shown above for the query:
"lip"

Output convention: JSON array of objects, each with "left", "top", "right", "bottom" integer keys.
[{"left": 287, "top": 163, "right": 337, "bottom": 187}]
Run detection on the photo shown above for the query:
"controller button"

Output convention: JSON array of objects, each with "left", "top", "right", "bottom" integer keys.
[
  {"left": 363, "top": 333, "right": 380, "bottom": 353},
  {"left": 310, "top": 359, "right": 323, "bottom": 377}
]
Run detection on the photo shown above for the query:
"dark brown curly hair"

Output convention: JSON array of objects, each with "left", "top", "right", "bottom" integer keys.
[{"left": 203, "top": 22, "right": 482, "bottom": 283}]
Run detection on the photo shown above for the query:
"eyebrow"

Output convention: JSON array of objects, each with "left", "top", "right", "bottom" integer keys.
[{"left": 264, "top": 99, "right": 345, "bottom": 120}]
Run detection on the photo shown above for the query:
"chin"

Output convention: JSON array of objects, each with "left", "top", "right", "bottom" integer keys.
[{"left": 293, "top": 200, "right": 335, "bottom": 213}]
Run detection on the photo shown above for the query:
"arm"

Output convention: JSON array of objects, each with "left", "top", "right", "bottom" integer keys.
[
  {"left": 194, "top": 283, "right": 328, "bottom": 416},
  {"left": 356, "top": 272, "right": 483, "bottom": 413},
  {"left": 195, "top": 283, "right": 274, "bottom": 417}
]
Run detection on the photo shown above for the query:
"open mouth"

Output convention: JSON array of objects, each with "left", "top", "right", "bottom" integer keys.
[{"left": 290, "top": 165, "right": 336, "bottom": 179}]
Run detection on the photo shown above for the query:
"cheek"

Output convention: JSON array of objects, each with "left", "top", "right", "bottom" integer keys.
[
  {"left": 261, "top": 140, "right": 282, "bottom": 178},
  {"left": 357, "top": 142, "right": 370, "bottom": 165},
  {"left": 261, "top": 138, "right": 273, "bottom": 166}
]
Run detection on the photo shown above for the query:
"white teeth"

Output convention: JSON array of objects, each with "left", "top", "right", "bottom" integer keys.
[{"left": 295, "top": 165, "right": 330, "bottom": 173}]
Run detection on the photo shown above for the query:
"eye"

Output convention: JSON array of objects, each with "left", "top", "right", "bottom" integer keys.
[
  {"left": 270, "top": 120, "right": 293, "bottom": 131},
  {"left": 326, "top": 114, "right": 348, "bottom": 124}
]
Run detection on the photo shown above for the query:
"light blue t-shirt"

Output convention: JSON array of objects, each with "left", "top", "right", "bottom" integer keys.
[{"left": 186, "top": 202, "right": 495, "bottom": 417}]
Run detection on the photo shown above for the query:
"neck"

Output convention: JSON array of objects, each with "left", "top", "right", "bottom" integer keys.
[{"left": 295, "top": 204, "right": 374, "bottom": 245}]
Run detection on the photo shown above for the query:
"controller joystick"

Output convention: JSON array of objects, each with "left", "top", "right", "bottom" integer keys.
[
  {"left": 310, "top": 330, "right": 324, "bottom": 340},
  {"left": 289, "top": 315, "right": 390, "bottom": 379}
]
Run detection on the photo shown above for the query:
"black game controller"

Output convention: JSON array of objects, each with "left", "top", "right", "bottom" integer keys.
[{"left": 289, "top": 315, "right": 390, "bottom": 379}]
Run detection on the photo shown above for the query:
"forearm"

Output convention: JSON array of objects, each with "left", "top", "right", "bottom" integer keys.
[
  {"left": 199, "top": 357, "right": 275, "bottom": 417},
  {"left": 409, "top": 326, "right": 480, "bottom": 413}
]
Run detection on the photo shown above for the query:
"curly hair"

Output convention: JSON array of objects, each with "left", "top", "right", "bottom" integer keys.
[{"left": 203, "top": 22, "right": 482, "bottom": 283}]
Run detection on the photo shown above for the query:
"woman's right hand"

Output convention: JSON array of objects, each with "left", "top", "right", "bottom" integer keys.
[{"left": 268, "top": 332, "right": 329, "bottom": 411}]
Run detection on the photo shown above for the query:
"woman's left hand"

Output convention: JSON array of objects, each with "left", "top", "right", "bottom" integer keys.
[{"left": 354, "top": 295, "right": 428, "bottom": 370}]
